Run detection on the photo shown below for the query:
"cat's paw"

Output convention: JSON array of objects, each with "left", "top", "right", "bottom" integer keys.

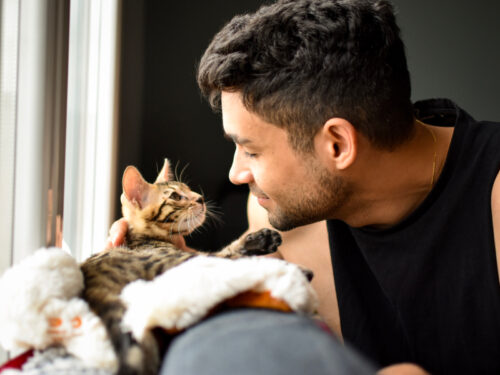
[{"left": 240, "top": 229, "right": 282, "bottom": 256}]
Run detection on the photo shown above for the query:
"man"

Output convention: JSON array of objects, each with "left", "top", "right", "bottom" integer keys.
[
  {"left": 197, "top": 0, "right": 500, "bottom": 371},
  {"left": 111, "top": 0, "right": 500, "bottom": 373}
]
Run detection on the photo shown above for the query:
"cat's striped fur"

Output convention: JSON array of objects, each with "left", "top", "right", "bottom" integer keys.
[{"left": 80, "top": 160, "right": 281, "bottom": 375}]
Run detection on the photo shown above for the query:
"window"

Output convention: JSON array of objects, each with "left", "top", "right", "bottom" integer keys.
[
  {"left": 0, "top": 0, "right": 19, "bottom": 278},
  {"left": 0, "top": 0, "right": 70, "bottom": 361},
  {"left": 0, "top": 0, "right": 120, "bottom": 362},
  {"left": 63, "top": 0, "right": 120, "bottom": 261},
  {"left": 0, "top": 0, "right": 69, "bottom": 269}
]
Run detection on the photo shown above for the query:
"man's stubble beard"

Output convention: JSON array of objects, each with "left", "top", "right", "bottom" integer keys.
[{"left": 267, "top": 163, "right": 351, "bottom": 231}]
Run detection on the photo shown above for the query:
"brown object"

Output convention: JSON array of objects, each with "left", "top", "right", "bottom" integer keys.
[
  {"left": 220, "top": 290, "right": 292, "bottom": 312},
  {"left": 162, "top": 290, "right": 292, "bottom": 335}
]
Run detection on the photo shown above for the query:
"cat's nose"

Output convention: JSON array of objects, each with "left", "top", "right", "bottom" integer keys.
[{"left": 196, "top": 197, "right": 204, "bottom": 204}]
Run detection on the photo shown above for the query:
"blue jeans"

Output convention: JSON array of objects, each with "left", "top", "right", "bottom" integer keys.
[{"left": 160, "top": 309, "right": 375, "bottom": 375}]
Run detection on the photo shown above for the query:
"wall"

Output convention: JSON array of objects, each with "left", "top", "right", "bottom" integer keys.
[{"left": 393, "top": 0, "right": 500, "bottom": 120}]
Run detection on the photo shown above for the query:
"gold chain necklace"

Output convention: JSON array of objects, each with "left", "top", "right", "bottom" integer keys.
[{"left": 417, "top": 119, "right": 437, "bottom": 189}]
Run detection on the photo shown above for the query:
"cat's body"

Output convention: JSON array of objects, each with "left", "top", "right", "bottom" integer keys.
[{"left": 80, "top": 160, "right": 281, "bottom": 375}]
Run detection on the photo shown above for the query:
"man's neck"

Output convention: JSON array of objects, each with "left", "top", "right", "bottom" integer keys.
[{"left": 341, "top": 121, "right": 453, "bottom": 229}]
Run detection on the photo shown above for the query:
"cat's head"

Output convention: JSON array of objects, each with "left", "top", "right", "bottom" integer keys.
[{"left": 121, "top": 159, "right": 206, "bottom": 239}]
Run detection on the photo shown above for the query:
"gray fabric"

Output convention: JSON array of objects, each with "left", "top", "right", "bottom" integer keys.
[{"left": 160, "top": 309, "right": 375, "bottom": 375}]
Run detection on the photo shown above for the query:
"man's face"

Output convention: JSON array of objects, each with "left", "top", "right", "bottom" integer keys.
[{"left": 221, "top": 91, "right": 349, "bottom": 231}]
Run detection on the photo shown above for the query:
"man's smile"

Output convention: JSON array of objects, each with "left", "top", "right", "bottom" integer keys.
[{"left": 250, "top": 186, "right": 270, "bottom": 206}]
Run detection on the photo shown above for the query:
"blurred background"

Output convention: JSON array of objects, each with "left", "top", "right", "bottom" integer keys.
[{"left": 116, "top": 0, "right": 500, "bottom": 250}]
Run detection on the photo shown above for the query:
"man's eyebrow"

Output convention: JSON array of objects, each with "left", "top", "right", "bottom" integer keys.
[{"left": 224, "top": 133, "right": 253, "bottom": 145}]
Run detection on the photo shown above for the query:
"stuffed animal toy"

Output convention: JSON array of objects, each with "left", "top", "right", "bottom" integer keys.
[{"left": 0, "top": 248, "right": 118, "bottom": 372}]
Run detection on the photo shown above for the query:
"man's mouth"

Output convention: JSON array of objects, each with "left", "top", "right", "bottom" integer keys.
[
  {"left": 257, "top": 196, "right": 269, "bottom": 206},
  {"left": 249, "top": 186, "right": 271, "bottom": 207},
  {"left": 250, "top": 186, "right": 268, "bottom": 198},
  {"left": 255, "top": 194, "right": 269, "bottom": 200},
  {"left": 252, "top": 192, "right": 270, "bottom": 207}
]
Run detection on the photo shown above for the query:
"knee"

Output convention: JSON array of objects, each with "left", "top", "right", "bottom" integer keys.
[{"left": 159, "top": 309, "right": 374, "bottom": 375}]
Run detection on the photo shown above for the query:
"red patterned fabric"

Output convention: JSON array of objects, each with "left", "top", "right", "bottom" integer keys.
[{"left": 0, "top": 350, "right": 33, "bottom": 372}]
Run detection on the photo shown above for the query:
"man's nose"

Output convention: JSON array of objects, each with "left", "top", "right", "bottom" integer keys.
[{"left": 229, "top": 152, "right": 253, "bottom": 185}]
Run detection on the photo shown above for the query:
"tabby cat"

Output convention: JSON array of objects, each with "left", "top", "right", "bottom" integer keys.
[{"left": 81, "top": 159, "right": 281, "bottom": 375}]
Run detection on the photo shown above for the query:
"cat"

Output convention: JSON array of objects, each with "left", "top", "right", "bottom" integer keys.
[{"left": 80, "top": 159, "right": 282, "bottom": 375}]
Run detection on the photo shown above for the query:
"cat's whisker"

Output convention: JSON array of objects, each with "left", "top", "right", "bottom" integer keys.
[
  {"left": 204, "top": 199, "right": 221, "bottom": 212},
  {"left": 173, "top": 160, "right": 180, "bottom": 181},
  {"left": 180, "top": 212, "right": 196, "bottom": 235},
  {"left": 204, "top": 201, "right": 224, "bottom": 228},
  {"left": 192, "top": 224, "right": 208, "bottom": 237},
  {"left": 183, "top": 215, "right": 192, "bottom": 233},
  {"left": 205, "top": 211, "right": 224, "bottom": 228},
  {"left": 197, "top": 185, "right": 206, "bottom": 199},
  {"left": 208, "top": 212, "right": 224, "bottom": 221},
  {"left": 191, "top": 213, "right": 200, "bottom": 231},
  {"left": 178, "top": 163, "right": 190, "bottom": 184}
]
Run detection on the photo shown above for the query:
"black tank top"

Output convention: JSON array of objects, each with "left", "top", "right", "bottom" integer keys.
[{"left": 327, "top": 99, "right": 500, "bottom": 374}]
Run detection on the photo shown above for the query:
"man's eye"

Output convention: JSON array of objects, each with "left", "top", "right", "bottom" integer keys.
[
  {"left": 170, "top": 192, "right": 183, "bottom": 201},
  {"left": 244, "top": 151, "right": 257, "bottom": 158}
]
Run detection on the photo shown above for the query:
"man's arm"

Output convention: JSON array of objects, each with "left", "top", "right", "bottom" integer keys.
[
  {"left": 491, "top": 170, "right": 500, "bottom": 284},
  {"left": 377, "top": 363, "right": 429, "bottom": 375}
]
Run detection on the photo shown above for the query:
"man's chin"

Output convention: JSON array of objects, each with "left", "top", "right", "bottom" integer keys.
[
  {"left": 268, "top": 214, "right": 303, "bottom": 232},
  {"left": 268, "top": 206, "right": 326, "bottom": 231}
]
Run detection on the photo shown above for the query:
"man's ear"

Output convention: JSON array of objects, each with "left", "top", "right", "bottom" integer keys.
[
  {"left": 155, "top": 158, "right": 173, "bottom": 183},
  {"left": 122, "top": 166, "right": 151, "bottom": 208},
  {"left": 316, "top": 117, "right": 357, "bottom": 170}
]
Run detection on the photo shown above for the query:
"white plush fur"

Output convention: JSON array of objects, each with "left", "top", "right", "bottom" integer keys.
[
  {"left": 0, "top": 248, "right": 118, "bottom": 372},
  {"left": 121, "top": 256, "right": 318, "bottom": 340}
]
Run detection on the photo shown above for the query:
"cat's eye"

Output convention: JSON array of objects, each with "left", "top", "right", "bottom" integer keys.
[{"left": 170, "top": 192, "right": 183, "bottom": 201}]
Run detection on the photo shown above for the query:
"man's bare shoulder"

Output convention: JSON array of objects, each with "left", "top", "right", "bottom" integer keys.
[{"left": 491, "top": 170, "right": 500, "bottom": 285}]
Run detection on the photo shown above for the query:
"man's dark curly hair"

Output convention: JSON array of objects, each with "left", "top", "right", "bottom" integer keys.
[{"left": 197, "top": 0, "right": 413, "bottom": 152}]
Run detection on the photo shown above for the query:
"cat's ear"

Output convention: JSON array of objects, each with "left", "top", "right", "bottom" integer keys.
[
  {"left": 155, "top": 159, "right": 173, "bottom": 183},
  {"left": 122, "top": 166, "right": 151, "bottom": 208}
]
